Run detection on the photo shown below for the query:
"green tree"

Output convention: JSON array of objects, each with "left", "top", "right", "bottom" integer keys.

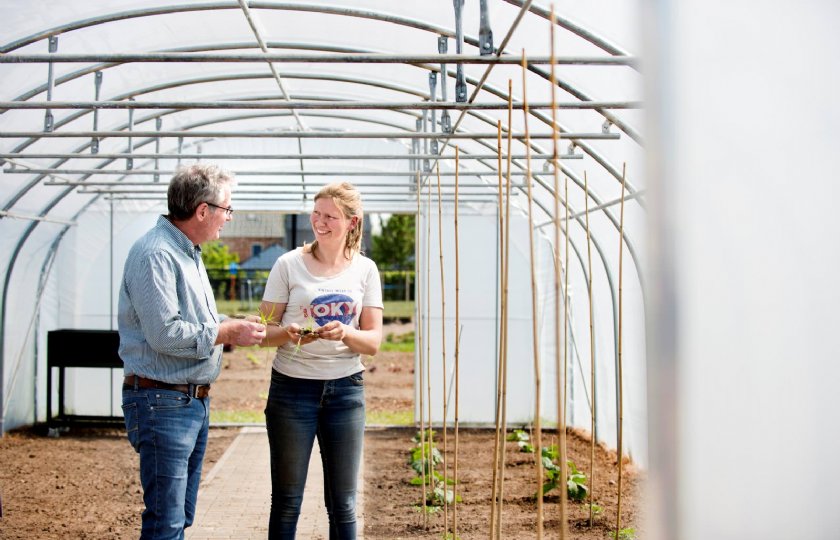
[
  {"left": 201, "top": 241, "right": 239, "bottom": 281},
  {"left": 371, "top": 214, "right": 415, "bottom": 270}
]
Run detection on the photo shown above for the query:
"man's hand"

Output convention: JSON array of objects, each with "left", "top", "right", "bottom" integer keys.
[{"left": 218, "top": 319, "right": 266, "bottom": 347}]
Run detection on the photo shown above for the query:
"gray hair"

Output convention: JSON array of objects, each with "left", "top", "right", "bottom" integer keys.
[{"left": 167, "top": 163, "right": 234, "bottom": 220}]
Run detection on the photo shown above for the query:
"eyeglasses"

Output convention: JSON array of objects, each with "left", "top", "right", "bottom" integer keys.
[{"left": 205, "top": 202, "right": 234, "bottom": 217}]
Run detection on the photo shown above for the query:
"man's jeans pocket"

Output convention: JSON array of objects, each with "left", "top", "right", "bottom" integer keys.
[{"left": 121, "top": 402, "right": 140, "bottom": 452}]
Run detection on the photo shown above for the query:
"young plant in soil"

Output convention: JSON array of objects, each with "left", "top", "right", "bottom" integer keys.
[
  {"left": 538, "top": 444, "right": 589, "bottom": 502},
  {"left": 507, "top": 432, "right": 591, "bottom": 503},
  {"left": 408, "top": 430, "right": 444, "bottom": 486},
  {"left": 408, "top": 430, "right": 460, "bottom": 514},
  {"left": 608, "top": 527, "right": 637, "bottom": 540},
  {"left": 506, "top": 428, "right": 535, "bottom": 453}
]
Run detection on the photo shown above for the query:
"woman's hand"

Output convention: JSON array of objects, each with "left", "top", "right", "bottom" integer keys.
[
  {"left": 315, "top": 320, "right": 351, "bottom": 342},
  {"left": 285, "top": 323, "right": 321, "bottom": 346}
]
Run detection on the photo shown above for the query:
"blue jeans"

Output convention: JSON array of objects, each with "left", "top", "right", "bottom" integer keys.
[
  {"left": 264, "top": 370, "right": 365, "bottom": 540},
  {"left": 122, "top": 386, "right": 210, "bottom": 540}
]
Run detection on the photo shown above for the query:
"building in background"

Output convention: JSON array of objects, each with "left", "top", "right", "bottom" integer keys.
[{"left": 220, "top": 211, "right": 285, "bottom": 262}]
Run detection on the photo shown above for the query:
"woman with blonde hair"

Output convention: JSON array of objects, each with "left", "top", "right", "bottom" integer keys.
[{"left": 259, "top": 182, "right": 383, "bottom": 539}]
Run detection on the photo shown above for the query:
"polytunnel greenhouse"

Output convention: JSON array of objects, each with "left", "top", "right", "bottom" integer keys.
[{"left": 1, "top": 1, "right": 838, "bottom": 539}]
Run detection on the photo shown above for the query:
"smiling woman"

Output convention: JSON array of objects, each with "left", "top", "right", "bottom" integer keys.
[{"left": 255, "top": 181, "right": 383, "bottom": 539}]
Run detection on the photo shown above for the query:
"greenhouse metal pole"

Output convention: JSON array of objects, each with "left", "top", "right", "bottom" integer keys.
[
  {"left": 0, "top": 130, "right": 619, "bottom": 140},
  {"left": 0, "top": 152, "right": 583, "bottom": 161},
  {"left": 0, "top": 152, "right": 582, "bottom": 161},
  {"left": 0, "top": 100, "right": 641, "bottom": 110},
  {"left": 44, "top": 179, "right": 550, "bottom": 187},
  {"left": 79, "top": 189, "right": 506, "bottom": 197},
  {"left": 22, "top": 169, "right": 583, "bottom": 178},
  {"left": 0, "top": 52, "right": 635, "bottom": 65},
  {"left": 535, "top": 190, "right": 647, "bottom": 229}
]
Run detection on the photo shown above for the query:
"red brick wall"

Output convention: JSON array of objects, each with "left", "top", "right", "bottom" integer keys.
[{"left": 221, "top": 237, "right": 283, "bottom": 262}]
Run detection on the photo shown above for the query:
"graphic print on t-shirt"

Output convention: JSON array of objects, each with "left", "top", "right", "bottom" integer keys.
[{"left": 304, "top": 293, "right": 357, "bottom": 327}]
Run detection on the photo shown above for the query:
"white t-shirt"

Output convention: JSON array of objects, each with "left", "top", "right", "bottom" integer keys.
[{"left": 262, "top": 247, "right": 383, "bottom": 379}]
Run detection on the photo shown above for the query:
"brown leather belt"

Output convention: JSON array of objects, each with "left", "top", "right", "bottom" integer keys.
[{"left": 123, "top": 375, "right": 211, "bottom": 399}]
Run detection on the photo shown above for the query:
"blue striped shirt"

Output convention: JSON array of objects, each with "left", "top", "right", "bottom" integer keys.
[{"left": 118, "top": 215, "right": 222, "bottom": 384}]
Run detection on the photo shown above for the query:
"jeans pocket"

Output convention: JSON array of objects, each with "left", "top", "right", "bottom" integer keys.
[
  {"left": 121, "top": 402, "right": 140, "bottom": 452},
  {"left": 150, "top": 391, "right": 192, "bottom": 410},
  {"left": 348, "top": 372, "right": 364, "bottom": 386}
]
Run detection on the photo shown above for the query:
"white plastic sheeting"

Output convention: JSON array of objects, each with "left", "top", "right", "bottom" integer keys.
[{"left": 644, "top": 1, "right": 840, "bottom": 538}]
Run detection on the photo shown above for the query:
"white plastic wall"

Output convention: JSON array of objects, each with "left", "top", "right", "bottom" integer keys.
[
  {"left": 416, "top": 198, "right": 648, "bottom": 466},
  {"left": 644, "top": 1, "right": 840, "bottom": 538}
]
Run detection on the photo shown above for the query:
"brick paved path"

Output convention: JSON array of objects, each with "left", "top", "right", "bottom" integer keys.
[{"left": 186, "top": 427, "right": 364, "bottom": 539}]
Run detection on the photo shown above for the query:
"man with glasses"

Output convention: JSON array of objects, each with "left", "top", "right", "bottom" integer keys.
[{"left": 118, "top": 163, "right": 266, "bottom": 539}]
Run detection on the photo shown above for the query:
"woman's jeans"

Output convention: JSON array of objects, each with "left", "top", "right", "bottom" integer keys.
[
  {"left": 265, "top": 369, "right": 365, "bottom": 540},
  {"left": 122, "top": 387, "right": 210, "bottom": 540}
]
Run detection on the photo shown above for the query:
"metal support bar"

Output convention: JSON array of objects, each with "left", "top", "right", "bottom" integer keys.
[
  {"left": 479, "top": 0, "right": 494, "bottom": 55},
  {"left": 0, "top": 152, "right": 581, "bottom": 161},
  {"left": 414, "top": 118, "right": 422, "bottom": 173},
  {"left": 421, "top": 110, "right": 429, "bottom": 167},
  {"left": 0, "top": 53, "right": 637, "bottom": 65},
  {"left": 428, "top": 72, "right": 439, "bottom": 155},
  {"left": 24, "top": 168, "right": 570, "bottom": 177},
  {"left": 45, "top": 178, "right": 545, "bottom": 186},
  {"left": 0, "top": 210, "right": 76, "bottom": 226},
  {"left": 104, "top": 195, "right": 494, "bottom": 204},
  {"left": 154, "top": 118, "right": 162, "bottom": 181},
  {"left": 80, "top": 187, "right": 516, "bottom": 194},
  {"left": 0, "top": 130, "right": 620, "bottom": 140},
  {"left": 91, "top": 71, "right": 103, "bottom": 154},
  {"left": 453, "top": 0, "right": 467, "bottom": 102},
  {"left": 0, "top": 100, "right": 641, "bottom": 110},
  {"left": 126, "top": 98, "right": 135, "bottom": 170},
  {"left": 44, "top": 36, "right": 58, "bottom": 132},
  {"left": 536, "top": 189, "right": 648, "bottom": 229},
  {"left": 438, "top": 36, "right": 452, "bottom": 133}
]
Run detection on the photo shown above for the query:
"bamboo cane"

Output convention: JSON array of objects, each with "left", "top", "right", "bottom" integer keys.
[
  {"left": 495, "top": 79, "right": 515, "bottom": 540},
  {"left": 522, "top": 49, "right": 544, "bottom": 540},
  {"left": 489, "top": 120, "right": 505, "bottom": 540},
  {"left": 564, "top": 173, "right": 570, "bottom": 466},
  {"left": 549, "top": 6, "right": 570, "bottom": 537},
  {"left": 416, "top": 171, "right": 428, "bottom": 525},
  {"left": 426, "top": 177, "right": 434, "bottom": 530},
  {"left": 452, "top": 146, "right": 461, "bottom": 538},
  {"left": 436, "top": 163, "right": 449, "bottom": 533},
  {"left": 584, "top": 170, "right": 597, "bottom": 527},
  {"left": 615, "top": 163, "right": 627, "bottom": 539}
]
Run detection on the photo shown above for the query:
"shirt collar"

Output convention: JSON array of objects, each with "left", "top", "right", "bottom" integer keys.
[{"left": 156, "top": 215, "right": 201, "bottom": 256}]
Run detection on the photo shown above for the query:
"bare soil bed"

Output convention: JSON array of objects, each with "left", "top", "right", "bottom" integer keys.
[
  {"left": 0, "top": 323, "right": 642, "bottom": 539},
  {"left": 364, "top": 428, "right": 642, "bottom": 540}
]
